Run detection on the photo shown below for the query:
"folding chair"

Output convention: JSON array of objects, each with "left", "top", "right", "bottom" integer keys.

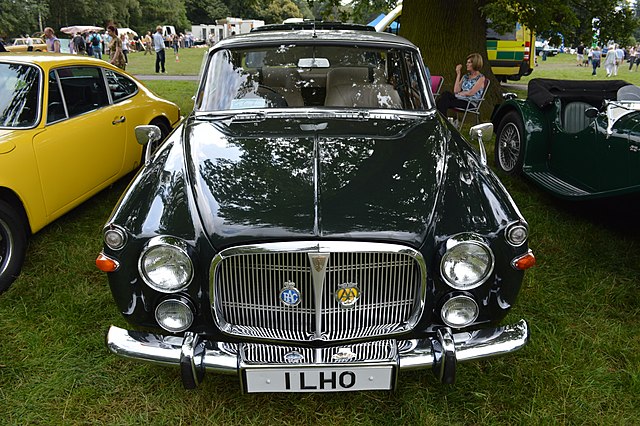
[
  {"left": 430, "top": 75, "right": 444, "bottom": 97},
  {"left": 451, "top": 78, "right": 490, "bottom": 129}
]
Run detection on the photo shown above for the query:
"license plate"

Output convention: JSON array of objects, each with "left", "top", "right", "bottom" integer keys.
[{"left": 243, "top": 365, "right": 395, "bottom": 393}]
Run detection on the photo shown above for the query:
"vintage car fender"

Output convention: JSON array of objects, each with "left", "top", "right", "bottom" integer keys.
[{"left": 491, "top": 98, "right": 551, "bottom": 170}]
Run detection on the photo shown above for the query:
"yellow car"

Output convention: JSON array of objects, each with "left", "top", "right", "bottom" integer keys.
[
  {"left": 5, "top": 37, "right": 48, "bottom": 52},
  {"left": 0, "top": 54, "right": 181, "bottom": 292}
]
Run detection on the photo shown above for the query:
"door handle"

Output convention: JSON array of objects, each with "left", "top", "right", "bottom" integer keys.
[{"left": 112, "top": 116, "right": 126, "bottom": 124}]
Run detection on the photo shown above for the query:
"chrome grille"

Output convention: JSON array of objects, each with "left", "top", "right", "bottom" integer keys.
[
  {"left": 240, "top": 340, "right": 398, "bottom": 365},
  {"left": 211, "top": 242, "right": 425, "bottom": 342}
]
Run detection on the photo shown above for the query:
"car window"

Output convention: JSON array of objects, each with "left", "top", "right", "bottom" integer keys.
[
  {"left": 0, "top": 62, "right": 41, "bottom": 128},
  {"left": 198, "top": 44, "right": 428, "bottom": 111},
  {"left": 105, "top": 69, "right": 138, "bottom": 102},
  {"left": 55, "top": 66, "right": 109, "bottom": 118},
  {"left": 47, "top": 71, "right": 67, "bottom": 124}
]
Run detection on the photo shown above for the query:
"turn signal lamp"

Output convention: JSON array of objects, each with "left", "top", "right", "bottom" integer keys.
[
  {"left": 96, "top": 253, "right": 120, "bottom": 272},
  {"left": 512, "top": 250, "right": 536, "bottom": 270}
]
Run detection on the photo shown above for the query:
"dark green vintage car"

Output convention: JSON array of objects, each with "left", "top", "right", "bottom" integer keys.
[
  {"left": 493, "top": 78, "right": 640, "bottom": 199},
  {"left": 97, "top": 23, "right": 535, "bottom": 392}
]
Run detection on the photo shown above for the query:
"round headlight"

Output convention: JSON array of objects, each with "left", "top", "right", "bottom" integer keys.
[
  {"left": 104, "top": 226, "right": 127, "bottom": 250},
  {"left": 441, "top": 296, "right": 479, "bottom": 328},
  {"left": 139, "top": 237, "right": 193, "bottom": 293},
  {"left": 155, "top": 299, "right": 194, "bottom": 332},
  {"left": 441, "top": 239, "right": 493, "bottom": 290},
  {"left": 506, "top": 223, "right": 528, "bottom": 246}
]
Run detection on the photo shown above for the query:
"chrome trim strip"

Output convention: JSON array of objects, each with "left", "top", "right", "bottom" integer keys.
[{"left": 105, "top": 319, "right": 529, "bottom": 377}]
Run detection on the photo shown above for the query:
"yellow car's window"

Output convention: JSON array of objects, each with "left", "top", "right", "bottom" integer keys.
[
  {"left": 104, "top": 69, "right": 138, "bottom": 102},
  {"left": 0, "top": 62, "right": 40, "bottom": 128},
  {"left": 55, "top": 66, "right": 109, "bottom": 118}
]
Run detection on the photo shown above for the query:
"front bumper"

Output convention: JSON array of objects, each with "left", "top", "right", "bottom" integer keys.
[{"left": 106, "top": 319, "right": 529, "bottom": 390}]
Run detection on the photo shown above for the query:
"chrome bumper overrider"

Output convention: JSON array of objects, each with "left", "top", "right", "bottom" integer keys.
[{"left": 106, "top": 319, "right": 529, "bottom": 389}]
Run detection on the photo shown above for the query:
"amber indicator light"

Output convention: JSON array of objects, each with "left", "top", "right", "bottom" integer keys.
[{"left": 96, "top": 253, "right": 119, "bottom": 272}]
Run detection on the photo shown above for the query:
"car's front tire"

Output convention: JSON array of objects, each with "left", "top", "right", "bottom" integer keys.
[
  {"left": 495, "top": 111, "right": 525, "bottom": 174},
  {"left": 0, "top": 200, "right": 28, "bottom": 293}
]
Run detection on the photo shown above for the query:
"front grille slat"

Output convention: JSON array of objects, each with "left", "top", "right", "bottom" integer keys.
[{"left": 213, "top": 243, "right": 425, "bottom": 342}]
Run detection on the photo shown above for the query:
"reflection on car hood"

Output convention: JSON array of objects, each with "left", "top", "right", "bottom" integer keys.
[{"left": 185, "top": 114, "right": 453, "bottom": 249}]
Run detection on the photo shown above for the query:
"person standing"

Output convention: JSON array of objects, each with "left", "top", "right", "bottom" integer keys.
[
  {"left": 576, "top": 43, "right": 584, "bottom": 66},
  {"left": 26, "top": 34, "right": 33, "bottom": 51},
  {"left": 591, "top": 46, "right": 601, "bottom": 76},
  {"left": 144, "top": 31, "right": 153, "bottom": 55},
  {"left": 72, "top": 32, "right": 86, "bottom": 55},
  {"left": 614, "top": 44, "right": 624, "bottom": 76},
  {"left": 44, "top": 27, "right": 61, "bottom": 53},
  {"left": 107, "top": 25, "right": 126, "bottom": 70},
  {"left": 90, "top": 31, "right": 102, "bottom": 59},
  {"left": 121, "top": 33, "right": 129, "bottom": 64},
  {"left": 604, "top": 45, "right": 617, "bottom": 77},
  {"left": 153, "top": 26, "right": 166, "bottom": 73}
]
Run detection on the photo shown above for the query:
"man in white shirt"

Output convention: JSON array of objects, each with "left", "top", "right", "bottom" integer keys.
[
  {"left": 26, "top": 34, "right": 33, "bottom": 51},
  {"left": 153, "top": 26, "right": 166, "bottom": 73}
]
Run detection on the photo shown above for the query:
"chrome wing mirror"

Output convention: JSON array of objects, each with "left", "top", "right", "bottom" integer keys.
[
  {"left": 469, "top": 123, "right": 493, "bottom": 168},
  {"left": 135, "top": 125, "right": 162, "bottom": 165}
]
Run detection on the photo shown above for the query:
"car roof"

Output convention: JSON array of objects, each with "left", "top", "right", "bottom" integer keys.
[
  {"left": 0, "top": 53, "right": 116, "bottom": 68},
  {"left": 214, "top": 27, "right": 417, "bottom": 50}
]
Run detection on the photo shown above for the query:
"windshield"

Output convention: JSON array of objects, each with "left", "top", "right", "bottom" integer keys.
[
  {"left": 197, "top": 44, "right": 429, "bottom": 111},
  {"left": 0, "top": 63, "right": 41, "bottom": 128}
]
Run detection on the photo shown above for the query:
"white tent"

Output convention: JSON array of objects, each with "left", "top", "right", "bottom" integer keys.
[
  {"left": 60, "top": 25, "right": 104, "bottom": 35},
  {"left": 117, "top": 28, "right": 138, "bottom": 37}
]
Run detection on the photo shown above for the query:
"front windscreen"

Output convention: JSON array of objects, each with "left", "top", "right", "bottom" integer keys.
[
  {"left": 0, "top": 63, "right": 41, "bottom": 128},
  {"left": 197, "top": 44, "right": 428, "bottom": 111}
]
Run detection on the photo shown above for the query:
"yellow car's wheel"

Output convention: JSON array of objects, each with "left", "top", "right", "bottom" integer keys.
[{"left": 0, "top": 200, "right": 27, "bottom": 293}]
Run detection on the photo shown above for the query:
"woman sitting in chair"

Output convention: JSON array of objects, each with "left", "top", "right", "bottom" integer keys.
[{"left": 436, "top": 52, "right": 486, "bottom": 116}]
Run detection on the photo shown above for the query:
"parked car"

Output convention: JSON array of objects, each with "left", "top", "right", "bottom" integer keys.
[
  {"left": 99, "top": 22, "right": 535, "bottom": 392},
  {"left": 5, "top": 37, "right": 48, "bottom": 52},
  {"left": 493, "top": 78, "right": 640, "bottom": 199},
  {"left": 0, "top": 54, "right": 181, "bottom": 292}
]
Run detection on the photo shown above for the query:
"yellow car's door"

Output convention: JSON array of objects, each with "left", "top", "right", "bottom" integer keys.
[{"left": 33, "top": 66, "right": 126, "bottom": 217}]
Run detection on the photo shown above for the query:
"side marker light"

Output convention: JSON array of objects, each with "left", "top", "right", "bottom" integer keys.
[
  {"left": 96, "top": 253, "right": 120, "bottom": 272},
  {"left": 512, "top": 250, "right": 536, "bottom": 270}
]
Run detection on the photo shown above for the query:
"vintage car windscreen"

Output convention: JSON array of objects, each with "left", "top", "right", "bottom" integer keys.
[
  {"left": 0, "top": 63, "right": 40, "bottom": 128},
  {"left": 197, "top": 44, "right": 428, "bottom": 111}
]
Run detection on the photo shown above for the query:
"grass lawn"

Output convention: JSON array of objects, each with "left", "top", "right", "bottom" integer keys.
[{"left": 0, "top": 49, "right": 639, "bottom": 425}]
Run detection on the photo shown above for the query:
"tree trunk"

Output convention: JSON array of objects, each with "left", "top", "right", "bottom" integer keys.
[{"left": 400, "top": 0, "right": 502, "bottom": 120}]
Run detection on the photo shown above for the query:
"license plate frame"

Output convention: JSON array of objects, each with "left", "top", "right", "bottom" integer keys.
[{"left": 242, "top": 364, "right": 396, "bottom": 393}]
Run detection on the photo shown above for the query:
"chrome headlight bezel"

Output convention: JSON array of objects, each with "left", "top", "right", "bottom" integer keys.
[
  {"left": 441, "top": 295, "right": 479, "bottom": 328},
  {"left": 138, "top": 236, "right": 193, "bottom": 293},
  {"left": 505, "top": 222, "right": 528, "bottom": 247},
  {"left": 103, "top": 225, "right": 127, "bottom": 250},
  {"left": 155, "top": 298, "right": 195, "bottom": 333},
  {"left": 440, "top": 234, "right": 494, "bottom": 290}
]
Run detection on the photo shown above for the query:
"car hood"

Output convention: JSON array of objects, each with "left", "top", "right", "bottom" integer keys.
[{"left": 184, "top": 113, "right": 459, "bottom": 249}]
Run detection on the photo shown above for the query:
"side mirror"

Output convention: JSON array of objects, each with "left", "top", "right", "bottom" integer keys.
[
  {"left": 585, "top": 107, "right": 599, "bottom": 119},
  {"left": 135, "top": 125, "right": 162, "bottom": 164},
  {"left": 502, "top": 92, "right": 518, "bottom": 100},
  {"left": 469, "top": 123, "right": 494, "bottom": 168}
]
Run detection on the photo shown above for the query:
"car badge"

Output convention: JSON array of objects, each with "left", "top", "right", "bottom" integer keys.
[
  {"left": 284, "top": 351, "right": 305, "bottom": 364},
  {"left": 279, "top": 281, "right": 301, "bottom": 306},
  {"left": 336, "top": 282, "right": 360, "bottom": 307},
  {"left": 309, "top": 253, "right": 329, "bottom": 272},
  {"left": 332, "top": 347, "right": 357, "bottom": 361}
]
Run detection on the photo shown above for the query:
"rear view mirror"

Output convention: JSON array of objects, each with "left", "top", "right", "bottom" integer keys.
[
  {"left": 297, "top": 57, "right": 330, "bottom": 68},
  {"left": 585, "top": 107, "right": 599, "bottom": 119}
]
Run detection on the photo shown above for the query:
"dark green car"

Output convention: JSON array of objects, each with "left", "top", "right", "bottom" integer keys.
[
  {"left": 98, "top": 23, "right": 535, "bottom": 393},
  {"left": 493, "top": 78, "right": 640, "bottom": 199}
]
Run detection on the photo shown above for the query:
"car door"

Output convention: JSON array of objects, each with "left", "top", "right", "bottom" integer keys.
[
  {"left": 549, "top": 101, "right": 632, "bottom": 192},
  {"left": 32, "top": 65, "right": 127, "bottom": 217}
]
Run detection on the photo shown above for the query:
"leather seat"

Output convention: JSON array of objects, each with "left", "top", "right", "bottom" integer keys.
[
  {"left": 324, "top": 67, "right": 401, "bottom": 108},
  {"left": 562, "top": 101, "right": 593, "bottom": 133}
]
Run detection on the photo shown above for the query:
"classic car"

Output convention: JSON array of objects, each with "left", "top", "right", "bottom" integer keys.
[
  {"left": 493, "top": 78, "right": 640, "bottom": 199},
  {"left": 5, "top": 37, "right": 48, "bottom": 52},
  {"left": 98, "top": 22, "right": 535, "bottom": 392},
  {"left": 0, "top": 54, "right": 181, "bottom": 292}
]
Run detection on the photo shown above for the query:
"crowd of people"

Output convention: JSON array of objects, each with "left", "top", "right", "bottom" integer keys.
[
  {"left": 572, "top": 42, "right": 640, "bottom": 76},
  {"left": 35, "top": 25, "right": 197, "bottom": 72}
]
